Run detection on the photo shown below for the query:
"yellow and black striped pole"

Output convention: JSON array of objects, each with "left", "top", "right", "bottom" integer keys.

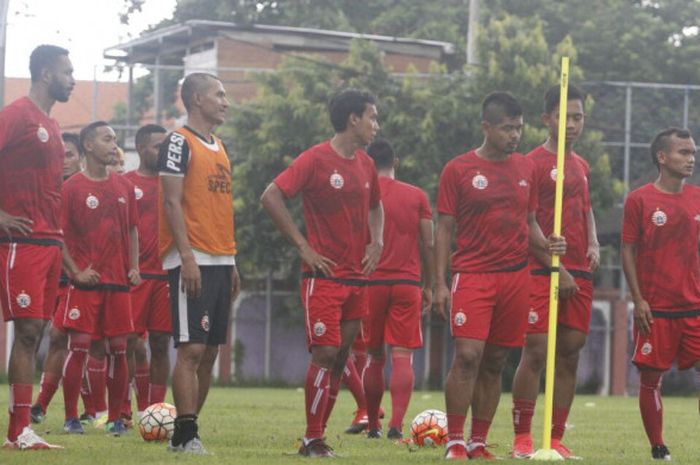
[{"left": 532, "top": 56, "right": 569, "bottom": 462}]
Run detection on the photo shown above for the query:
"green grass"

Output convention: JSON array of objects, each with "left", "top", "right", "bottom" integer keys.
[{"left": 0, "top": 385, "right": 698, "bottom": 464}]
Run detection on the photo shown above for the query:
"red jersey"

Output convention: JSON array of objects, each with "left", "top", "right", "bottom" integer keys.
[
  {"left": 371, "top": 177, "right": 432, "bottom": 282},
  {"left": 437, "top": 150, "right": 537, "bottom": 273},
  {"left": 0, "top": 97, "right": 64, "bottom": 243},
  {"left": 528, "top": 146, "right": 591, "bottom": 272},
  {"left": 274, "top": 140, "right": 381, "bottom": 279},
  {"left": 622, "top": 183, "right": 700, "bottom": 312},
  {"left": 62, "top": 172, "right": 138, "bottom": 288},
  {"left": 123, "top": 171, "right": 164, "bottom": 277}
]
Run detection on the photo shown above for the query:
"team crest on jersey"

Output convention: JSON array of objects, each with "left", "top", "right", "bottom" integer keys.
[
  {"left": 365, "top": 181, "right": 370, "bottom": 189},
  {"left": 16, "top": 292, "right": 31, "bottom": 309},
  {"left": 36, "top": 125, "right": 49, "bottom": 143},
  {"left": 134, "top": 187, "right": 143, "bottom": 200},
  {"left": 201, "top": 314, "right": 210, "bottom": 332},
  {"left": 68, "top": 308, "right": 80, "bottom": 320},
  {"left": 694, "top": 214, "right": 700, "bottom": 222},
  {"left": 640, "top": 342, "right": 652, "bottom": 356},
  {"left": 471, "top": 174, "right": 488, "bottom": 190},
  {"left": 550, "top": 167, "right": 558, "bottom": 181},
  {"left": 519, "top": 179, "right": 529, "bottom": 187},
  {"left": 528, "top": 310, "right": 538, "bottom": 324},
  {"left": 329, "top": 171, "right": 344, "bottom": 189},
  {"left": 85, "top": 194, "right": 99, "bottom": 209},
  {"left": 118, "top": 197, "right": 126, "bottom": 204},
  {"left": 454, "top": 311, "right": 467, "bottom": 327},
  {"left": 651, "top": 209, "right": 667, "bottom": 226},
  {"left": 313, "top": 321, "right": 326, "bottom": 337}
]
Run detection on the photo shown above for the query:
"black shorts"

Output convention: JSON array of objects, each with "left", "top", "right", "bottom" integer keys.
[{"left": 168, "top": 265, "right": 233, "bottom": 347}]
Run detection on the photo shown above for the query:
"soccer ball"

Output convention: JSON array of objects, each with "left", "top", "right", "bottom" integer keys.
[
  {"left": 410, "top": 409, "right": 448, "bottom": 447},
  {"left": 139, "top": 402, "right": 177, "bottom": 442}
]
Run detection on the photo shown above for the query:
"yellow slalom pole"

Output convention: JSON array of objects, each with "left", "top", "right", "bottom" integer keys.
[{"left": 532, "top": 56, "right": 569, "bottom": 462}]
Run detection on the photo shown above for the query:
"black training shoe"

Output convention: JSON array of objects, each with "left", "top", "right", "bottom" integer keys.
[
  {"left": 367, "top": 429, "right": 382, "bottom": 439},
  {"left": 387, "top": 427, "right": 403, "bottom": 440},
  {"left": 298, "top": 438, "right": 336, "bottom": 458},
  {"left": 30, "top": 404, "right": 45, "bottom": 424},
  {"left": 652, "top": 444, "right": 671, "bottom": 461}
]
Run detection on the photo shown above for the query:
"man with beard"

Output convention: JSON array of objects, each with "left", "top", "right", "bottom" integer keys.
[{"left": 0, "top": 44, "right": 74, "bottom": 450}]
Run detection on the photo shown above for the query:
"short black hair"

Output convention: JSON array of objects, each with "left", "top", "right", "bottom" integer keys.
[
  {"left": 29, "top": 45, "right": 69, "bottom": 83},
  {"left": 135, "top": 124, "right": 166, "bottom": 147},
  {"left": 62, "top": 132, "right": 81, "bottom": 154},
  {"left": 367, "top": 138, "right": 395, "bottom": 169},
  {"left": 544, "top": 83, "right": 586, "bottom": 114},
  {"left": 181, "top": 73, "right": 220, "bottom": 111},
  {"left": 650, "top": 127, "right": 693, "bottom": 170},
  {"left": 481, "top": 91, "right": 522, "bottom": 124},
  {"left": 79, "top": 121, "right": 110, "bottom": 153},
  {"left": 328, "top": 89, "right": 376, "bottom": 132}
]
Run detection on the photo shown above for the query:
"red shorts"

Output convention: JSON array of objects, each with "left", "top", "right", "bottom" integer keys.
[
  {"left": 0, "top": 242, "right": 62, "bottom": 321},
  {"left": 301, "top": 278, "right": 368, "bottom": 348},
  {"left": 131, "top": 277, "right": 171, "bottom": 335},
  {"left": 527, "top": 273, "right": 593, "bottom": 334},
  {"left": 352, "top": 329, "right": 367, "bottom": 352},
  {"left": 51, "top": 285, "right": 70, "bottom": 331},
  {"left": 59, "top": 286, "right": 134, "bottom": 338},
  {"left": 632, "top": 314, "right": 700, "bottom": 371},
  {"left": 449, "top": 267, "right": 530, "bottom": 347},
  {"left": 365, "top": 284, "right": 422, "bottom": 349}
]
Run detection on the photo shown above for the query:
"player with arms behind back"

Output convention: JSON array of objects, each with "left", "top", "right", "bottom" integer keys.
[{"left": 159, "top": 73, "right": 240, "bottom": 455}]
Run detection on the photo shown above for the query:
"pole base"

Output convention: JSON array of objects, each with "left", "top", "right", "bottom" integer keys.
[{"left": 531, "top": 448, "right": 564, "bottom": 461}]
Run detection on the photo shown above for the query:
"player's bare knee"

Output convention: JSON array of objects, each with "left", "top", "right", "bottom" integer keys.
[
  {"left": 13, "top": 320, "right": 44, "bottom": 350},
  {"left": 452, "top": 347, "right": 482, "bottom": 374},
  {"left": 311, "top": 346, "right": 337, "bottom": 368},
  {"left": 48, "top": 328, "right": 67, "bottom": 350}
]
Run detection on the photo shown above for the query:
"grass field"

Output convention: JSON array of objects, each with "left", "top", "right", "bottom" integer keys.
[{"left": 0, "top": 385, "right": 698, "bottom": 464}]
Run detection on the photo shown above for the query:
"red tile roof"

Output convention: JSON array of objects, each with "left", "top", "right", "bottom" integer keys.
[{"left": 4, "top": 77, "right": 129, "bottom": 131}]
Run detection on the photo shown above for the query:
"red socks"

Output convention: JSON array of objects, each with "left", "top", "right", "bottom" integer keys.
[
  {"left": 470, "top": 417, "right": 492, "bottom": 444},
  {"left": 322, "top": 376, "right": 341, "bottom": 429},
  {"left": 363, "top": 355, "right": 385, "bottom": 430},
  {"left": 36, "top": 371, "right": 61, "bottom": 413},
  {"left": 342, "top": 359, "right": 367, "bottom": 412},
  {"left": 7, "top": 384, "right": 32, "bottom": 442},
  {"left": 80, "top": 376, "right": 95, "bottom": 417},
  {"left": 552, "top": 406, "right": 569, "bottom": 441},
  {"left": 304, "top": 363, "right": 330, "bottom": 440},
  {"left": 62, "top": 333, "right": 91, "bottom": 420},
  {"left": 389, "top": 351, "right": 414, "bottom": 430},
  {"left": 87, "top": 355, "right": 107, "bottom": 414},
  {"left": 149, "top": 384, "right": 168, "bottom": 406},
  {"left": 106, "top": 337, "right": 129, "bottom": 422},
  {"left": 353, "top": 350, "right": 368, "bottom": 378},
  {"left": 447, "top": 413, "right": 466, "bottom": 442},
  {"left": 639, "top": 371, "right": 664, "bottom": 446},
  {"left": 512, "top": 398, "right": 536, "bottom": 435},
  {"left": 134, "top": 362, "right": 151, "bottom": 411}
]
